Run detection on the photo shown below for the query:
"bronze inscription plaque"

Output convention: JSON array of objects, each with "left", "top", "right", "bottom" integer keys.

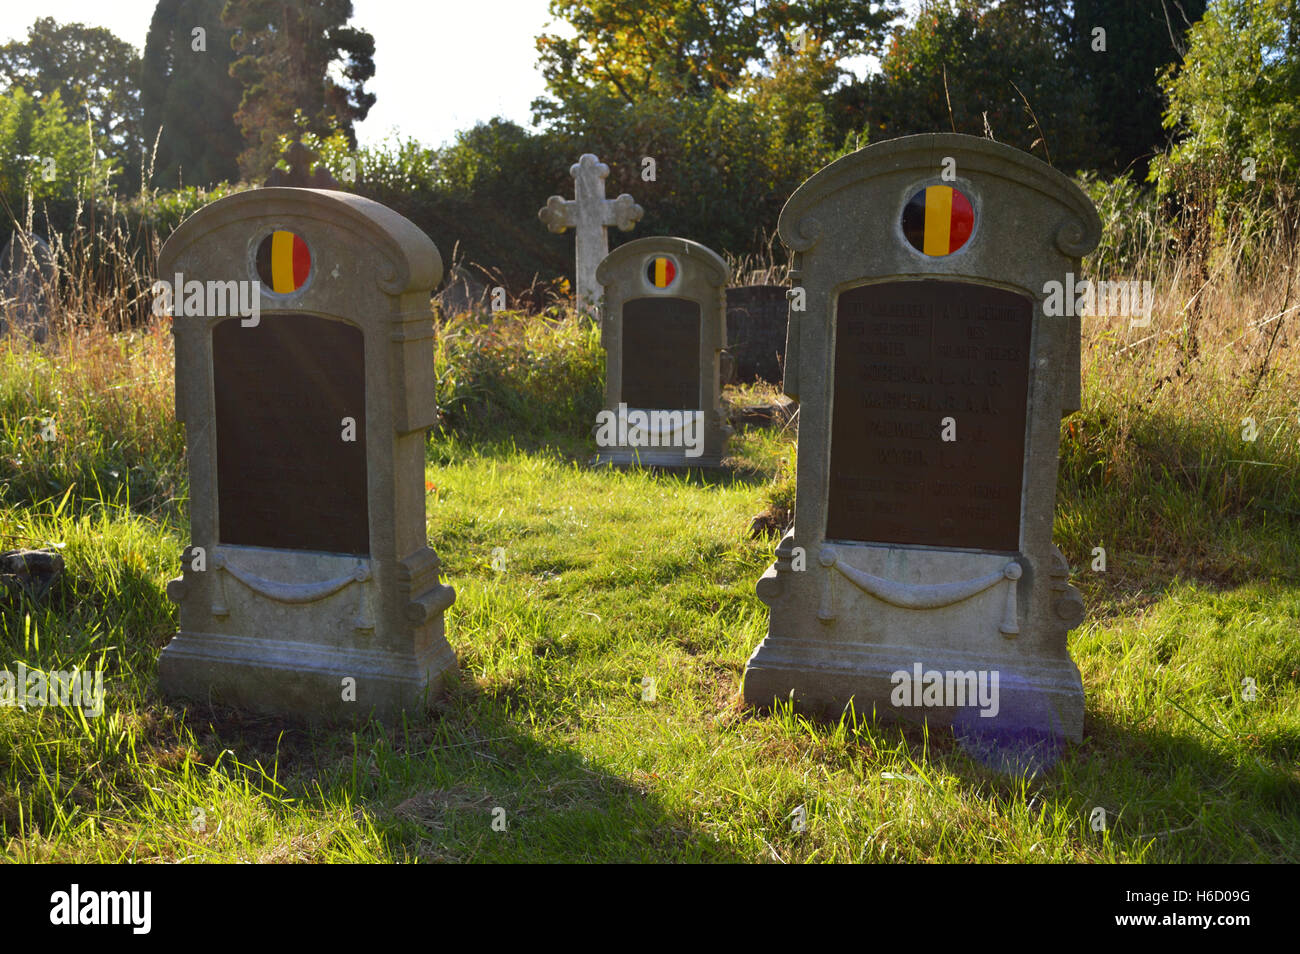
[
  {"left": 213, "top": 313, "right": 369, "bottom": 554},
  {"left": 826, "top": 280, "right": 1031, "bottom": 551},
  {"left": 621, "top": 297, "right": 701, "bottom": 410}
]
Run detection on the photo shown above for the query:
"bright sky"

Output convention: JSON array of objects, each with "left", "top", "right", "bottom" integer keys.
[{"left": 0, "top": 1, "right": 911, "bottom": 150}]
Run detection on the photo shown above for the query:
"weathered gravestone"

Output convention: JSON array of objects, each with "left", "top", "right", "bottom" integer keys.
[
  {"left": 744, "top": 134, "right": 1100, "bottom": 744},
  {"left": 593, "top": 236, "right": 732, "bottom": 468},
  {"left": 1, "top": 232, "right": 55, "bottom": 342},
  {"left": 158, "top": 187, "right": 457, "bottom": 720},
  {"left": 0, "top": 548, "right": 63, "bottom": 600},
  {"left": 539, "top": 154, "right": 643, "bottom": 312},
  {"left": 434, "top": 264, "right": 489, "bottom": 318},
  {"left": 725, "top": 285, "right": 790, "bottom": 384}
]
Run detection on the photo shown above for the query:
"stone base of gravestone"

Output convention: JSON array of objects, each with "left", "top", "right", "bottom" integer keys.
[
  {"left": 725, "top": 285, "right": 788, "bottom": 384},
  {"left": 162, "top": 546, "right": 457, "bottom": 720},
  {"left": 748, "top": 545, "right": 1086, "bottom": 740},
  {"left": 1, "top": 232, "right": 55, "bottom": 343},
  {"left": 728, "top": 396, "right": 796, "bottom": 430}
]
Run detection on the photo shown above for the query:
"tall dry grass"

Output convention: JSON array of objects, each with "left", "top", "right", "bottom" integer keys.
[
  {"left": 1060, "top": 170, "right": 1300, "bottom": 597},
  {"left": 0, "top": 319, "right": 180, "bottom": 523},
  {"left": 0, "top": 193, "right": 180, "bottom": 522},
  {"left": 724, "top": 230, "right": 789, "bottom": 286}
]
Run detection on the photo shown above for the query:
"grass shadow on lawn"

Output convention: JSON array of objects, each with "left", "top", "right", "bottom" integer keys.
[
  {"left": 163, "top": 674, "right": 747, "bottom": 863},
  {"left": 1062, "top": 707, "right": 1300, "bottom": 862},
  {"left": 751, "top": 692, "right": 1300, "bottom": 862}
]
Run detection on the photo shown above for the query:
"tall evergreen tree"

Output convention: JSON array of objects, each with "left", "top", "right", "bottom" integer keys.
[
  {"left": 1066, "top": 0, "right": 1208, "bottom": 178},
  {"left": 222, "top": 0, "right": 375, "bottom": 180},
  {"left": 141, "top": 0, "right": 243, "bottom": 188}
]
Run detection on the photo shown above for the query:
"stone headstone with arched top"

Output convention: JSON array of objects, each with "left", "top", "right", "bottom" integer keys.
[
  {"left": 158, "top": 187, "right": 456, "bottom": 721},
  {"left": 744, "top": 134, "right": 1101, "bottom": 746},
  {"left": 593, "top": 236, "right": 732, "bottom": 468}
]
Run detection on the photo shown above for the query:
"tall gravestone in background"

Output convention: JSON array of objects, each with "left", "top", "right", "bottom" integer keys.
[
  {"left": 158, "top": 188, "right": 457, "bottom": 720},
  {"left": 593, "top": 236, "right": 732, "bottom": 468},
  {"left": 725, "top": 285, "right": 790, "bottom": 384},
  {"left": 744, "top": 134, "right": 1100, "bottom": 743},
  {"left": 539, "top": 154, "right": 643, "bottom": 312}
]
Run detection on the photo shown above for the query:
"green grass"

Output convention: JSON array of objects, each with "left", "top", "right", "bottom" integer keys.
[
  {"left": 0, "top": 310, "right": 1297, "bottom": 863},
  {"left": 2, "top": 435, "right": 1297, "bottom": 862}
]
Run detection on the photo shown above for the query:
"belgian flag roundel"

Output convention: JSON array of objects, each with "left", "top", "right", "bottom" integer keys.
[
  {"left": 255, "top": 230, "right": 312, "bottom": 294},
  {"left": 645, "top": 255, "right": 677, "bottom": 289},
  {"left": 902, "top": 186, "right": 974, "bottom": 256}
]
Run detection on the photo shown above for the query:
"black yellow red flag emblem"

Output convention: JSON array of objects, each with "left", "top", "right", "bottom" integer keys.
[
  {"left": 255, "top": 230, "right": 312, "bottom": 293},
  {"left": 902, "top": 186, "right": 974, "bottom": 256},
  {"left": 645, "top": 256, "right": 677, "bottom": 288}
]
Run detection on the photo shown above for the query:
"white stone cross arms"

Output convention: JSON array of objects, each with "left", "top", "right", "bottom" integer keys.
[{"left": 539, "top": 153, "right": 644, "bottom": 311}]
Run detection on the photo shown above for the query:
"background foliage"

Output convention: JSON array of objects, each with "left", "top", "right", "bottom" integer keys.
[{"left": 0, "top": 0, "right": 1292, "bottom": 293}]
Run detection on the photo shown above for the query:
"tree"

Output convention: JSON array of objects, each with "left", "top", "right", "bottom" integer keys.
[
  {"left": 534, "top": 0, "right": 901, "bottom": 120},
  {"left": 222, "top": 0, "right": 376, "bottom": 180},
  {"left": 141, "top": 0, "right": 244, "bottom": 189},
  {"left": 1157, "top": 0, "right": 1299, "bottom": 196},
  {"left": 1066, "top": 0, "right": 1207, "bottom": 178},
  {"left": 0, "top": 87, "right": 111, "bottom": 211},
  {"left": 0, "top": 18, "right": 141, "bottom": 191},
  {"left": 539, "top": 84, "right": 835, "bottom": 259},
  {"left": 844, "top": 0, "right": 1102, "bottom": 171},
  {"left": 528, "top": 0, "right": 884, "bottom": 271}
]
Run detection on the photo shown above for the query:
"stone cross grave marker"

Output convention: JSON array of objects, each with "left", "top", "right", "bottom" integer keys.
[
  {"left": 593, "top": 236, "right": 732, "bottom": 468},
  {"left": 158, "top": 187, "right": 457, "bottom": 721},
  {"left": 1, "top": 231, "right": 55, "bottom": 342},
  {"left": 539, "top": 154, "right": 643, "bottom": 311},
  {"left": 744, "top": 133, "right": 1101, "bottom": 745}
]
